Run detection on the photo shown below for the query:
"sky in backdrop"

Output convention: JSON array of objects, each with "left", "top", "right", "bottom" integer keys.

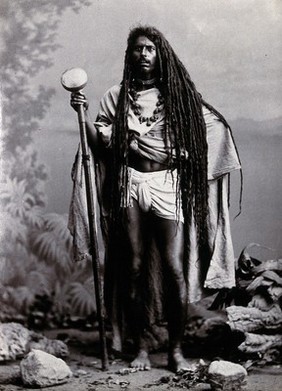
[
  {"left": 10, "top": 0, "right": 282, "bottom": 255},
  {"left": 34, "top": 0, "right": 282, "bottom": 125}
]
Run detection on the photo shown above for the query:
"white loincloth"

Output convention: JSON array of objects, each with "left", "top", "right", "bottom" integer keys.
[{"left": 128, "top": 167, "right": 184, "bottom": 223}]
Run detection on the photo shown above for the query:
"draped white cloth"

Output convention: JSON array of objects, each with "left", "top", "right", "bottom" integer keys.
[{"left": 68, "top": 84, "right": 241, "bottom": 307}]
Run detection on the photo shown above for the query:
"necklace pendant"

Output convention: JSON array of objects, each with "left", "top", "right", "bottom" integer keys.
[{"left": 130, "top": 85, "right": 163, "bottom": 126}]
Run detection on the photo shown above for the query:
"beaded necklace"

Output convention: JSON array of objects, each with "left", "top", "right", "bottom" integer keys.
[{"left": 130, "top": 79, "right": 164, "bottom": 127}]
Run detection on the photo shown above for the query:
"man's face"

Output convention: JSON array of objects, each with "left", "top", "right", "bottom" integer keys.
[{"left": 131, "top": 35, "right": 157, "bottom": 79}]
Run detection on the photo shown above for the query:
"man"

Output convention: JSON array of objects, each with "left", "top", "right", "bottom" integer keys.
[{"left": 70, "top": 26, "right": 241, "bottom": 373}]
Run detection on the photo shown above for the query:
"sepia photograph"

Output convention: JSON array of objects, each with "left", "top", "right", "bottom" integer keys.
[{"left": 0, "top": 0, "right": 281, "bottom": 390}]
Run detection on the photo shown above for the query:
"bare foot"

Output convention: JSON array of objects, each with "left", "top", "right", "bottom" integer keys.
[
  {"left": 168, "top": 348, "right": 197, "bottom": 374},
  {"left": 130, "top": 349, "right": 151, "bottom": 371}
]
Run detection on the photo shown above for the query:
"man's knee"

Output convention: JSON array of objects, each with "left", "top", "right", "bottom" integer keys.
[{"left": 163, "top": 250, "right": 184, "bottom": 277}]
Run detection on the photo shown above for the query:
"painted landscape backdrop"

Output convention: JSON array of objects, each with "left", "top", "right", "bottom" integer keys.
[
  {"left": 1, "top": 0, "right": 281, "bottom": 325},
  {"left": 38, "top": 115, "right": 282, "bottom": 257}
]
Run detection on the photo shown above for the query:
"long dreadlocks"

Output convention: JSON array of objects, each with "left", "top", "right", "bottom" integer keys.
[{"left": 110, "top": 25, "right": 240, "bottom": 252}]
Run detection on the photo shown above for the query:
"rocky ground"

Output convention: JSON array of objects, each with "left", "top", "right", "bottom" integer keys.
[{"left": 0, "top": 329, "right": 281, "bottom": 391}]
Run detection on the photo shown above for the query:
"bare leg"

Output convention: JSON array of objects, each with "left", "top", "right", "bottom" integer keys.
[
  {"left": 154, "top": 216, "right": 193, "bottom": 373},
  {"left": 123, "top": 200, "right": 151, "bottom": 370}
]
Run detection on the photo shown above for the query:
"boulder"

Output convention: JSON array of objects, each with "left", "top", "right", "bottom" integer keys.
[
  {"left": 20, "top": 349, "right": 72, "bottom": 387},
  {"left": 227, "top": 304, "right": 282, "bottom": 333},
  {"left": 208, "top": 360, "right": 247, "bottom": 390},
  {"left": 0, "top": 323, "right": 29, "bottom": 360},
  {"left": 0, "top": 364, "right": 21, "bottom": 385},
  {"left": 0, "top": 329, "right": 9, "bottom": 361},
  {"left": 0, "top": 323, "right": 68, "bottom": 361},
  {"left": 238, "top": 332, "right": 282, "bottom": 354},
  {"left": 28, "top": 332, "right": 69, "bottom": 357}
]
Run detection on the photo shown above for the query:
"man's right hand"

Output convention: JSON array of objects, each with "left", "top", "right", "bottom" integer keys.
[{"left": 70, "top": 92, "right": 89, "bottom": 112}]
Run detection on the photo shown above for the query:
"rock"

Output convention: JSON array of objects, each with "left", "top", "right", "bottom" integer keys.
[
  {"left": 0, "top": 323, "right": 29, "bottom": 360},
  {"left": 208, "top": 360, "right": 247, "bottom": 390},
  {"left": 0, "top": 364, "right": 21, "bottom": 385},
  {"left": 0, "top": 328, "right": 10, "bottom": 361},
  {"left": 20, "top": 349, "right": 72, "bottom": 387},
  {"left": 0, "top": 323, "right": 69, "bottom": 361},
  {"left": 75, "top": 369, "right": 88, "bottom": 376},
  {"left": 227, "top": 304, "right": 282, "bottom": 333},
  {"left": 238, "top": 332, "right": 282, "bottom": 363},
  {"left": 238, "top": 332, "right": 282, "bottom": 354},
  {"left": 29, "top": 332, "right": 69, "bottom": 357}
]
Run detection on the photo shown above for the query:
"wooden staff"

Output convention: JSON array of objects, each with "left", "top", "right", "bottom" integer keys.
[{"left": 61, "top": 68, "right": 109, "bottom": 370}]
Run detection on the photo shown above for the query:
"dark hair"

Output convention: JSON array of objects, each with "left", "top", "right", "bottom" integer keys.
[{"left": 110, "top": 25, "right": 241, "bottom": 256}]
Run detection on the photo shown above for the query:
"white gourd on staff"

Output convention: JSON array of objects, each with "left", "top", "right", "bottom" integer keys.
[{"left": 61, "top": 68, "right": 88, "bottom": 92}]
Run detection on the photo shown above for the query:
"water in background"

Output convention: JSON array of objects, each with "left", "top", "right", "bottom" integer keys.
[{"left": 39, "top": 118, "right": 282, "bottom": 258}]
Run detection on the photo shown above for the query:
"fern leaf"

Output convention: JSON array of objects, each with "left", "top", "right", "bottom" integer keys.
[{"left": 68, "top": 281, "right": 96, "bottom": 316}]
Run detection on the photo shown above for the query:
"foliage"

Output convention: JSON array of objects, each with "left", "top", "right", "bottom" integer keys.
[
  {"left": 0, "top": 247, "right": 54, "bottom": 315},
  {"left": 0, "top": 162, "right": 45, "bottom": 250},
  {"left": 68, "top": 277, "right": 96, "bottom": 316},
  {"left": 31, "top": 213, "right": 73, "bottom": 275},
  {"left": 1, "top": 0, "right": 91, "bottom": 152},
  {"left": 143, "top": 363, "right": 208, "bottom": 389},
  {"left": 3, "top": 145, "right": 48, "bottom": 208},
  {"left": 0, "top": 0, "right": 98, "bottom": 328},
  {"left": 1, "top": 210, "right": 98, "bottom": 324},
  {"left": 0, "top": 212, "right": 27, "bottom": 246}
]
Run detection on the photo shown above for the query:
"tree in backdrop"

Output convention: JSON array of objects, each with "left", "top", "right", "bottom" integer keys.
[{"left": 0, "top": 0, "right": 96, "bottom": 324}]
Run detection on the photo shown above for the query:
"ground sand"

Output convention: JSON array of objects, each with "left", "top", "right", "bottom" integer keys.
[{"left": 0, "top": 329, "right": 281, "bottom": 390}]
